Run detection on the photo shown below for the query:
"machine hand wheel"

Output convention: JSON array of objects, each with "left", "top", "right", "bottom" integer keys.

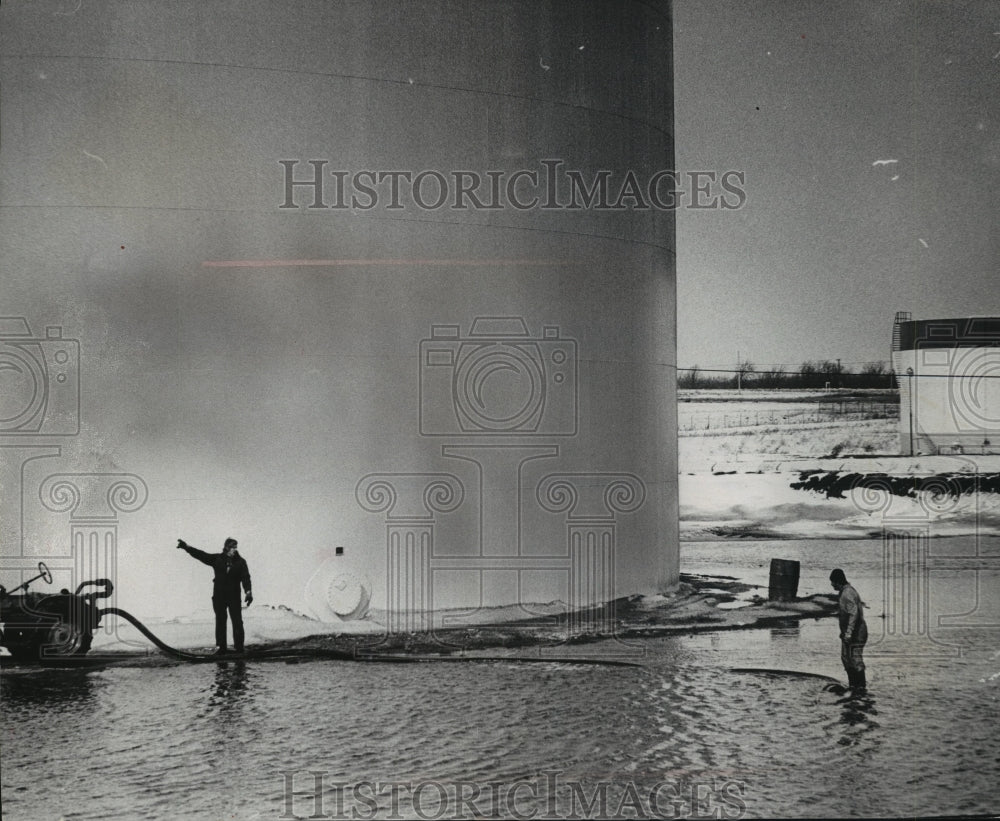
[{"left": 6, "top": 562, "right": 53, "bottom": 595}]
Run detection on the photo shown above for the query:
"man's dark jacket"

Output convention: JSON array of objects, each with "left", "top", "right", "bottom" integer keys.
[{"left": 180, "top": 545, "right": 252, "bottom": 600}]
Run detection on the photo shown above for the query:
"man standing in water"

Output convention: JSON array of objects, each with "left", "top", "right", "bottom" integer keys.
[
  {"left": 177, "top": 537, "right": 253, "bottom": 654},
  {"left": 830, "top": 568, "right": 867, "bottom": 694}
]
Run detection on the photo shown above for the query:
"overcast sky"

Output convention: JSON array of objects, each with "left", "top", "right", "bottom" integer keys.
[{"left": 673, "top": 0, "right": 999, "bottom": 372}]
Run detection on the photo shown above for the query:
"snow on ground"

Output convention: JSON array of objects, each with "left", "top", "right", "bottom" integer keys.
[
  {"left": 89, "top": 600, "right": 580, "bottom": 653},
  {"left": 680, "top": 469, "right": 1000, "bottom": 540},
  {"left": 678, "top": 392, "right": 1000, "bottom": 540},
  {"left": 678, "top": 418, "right": 899, "bottom": 472},
  {"left": 89, "top": 604, "right": 381, "bottom": 653}
]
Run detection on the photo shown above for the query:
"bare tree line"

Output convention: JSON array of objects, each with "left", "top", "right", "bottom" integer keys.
[{"left": 678, "top": 360, "right": 895, "bottom": 390}]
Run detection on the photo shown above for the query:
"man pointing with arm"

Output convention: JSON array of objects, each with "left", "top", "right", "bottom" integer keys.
[{"left": 177, "top": 537, "right": 253, "bottom": 655}]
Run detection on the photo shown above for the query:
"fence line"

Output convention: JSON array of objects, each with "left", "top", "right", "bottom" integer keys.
[{"left": 677, "top": 402, "right": 899, "bottom": 431}]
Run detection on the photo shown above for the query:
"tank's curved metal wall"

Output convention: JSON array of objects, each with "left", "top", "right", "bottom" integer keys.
[{"left": 0, "top": 1, "right": 677, "bottom": 621}]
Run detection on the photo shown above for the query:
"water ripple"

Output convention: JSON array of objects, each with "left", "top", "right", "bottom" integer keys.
[{"left": 4, "top": 611, "right": 1000, "bottom": 818}]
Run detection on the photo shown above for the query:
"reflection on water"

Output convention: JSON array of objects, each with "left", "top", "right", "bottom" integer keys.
[
  {"left": 207, "top": 661, "right": 251, "bottom": 710},
  {"left": 769, "top": 623, "right": 801, "bottom": 642},
  {"left": 3, "top": 639, "right": 997, "bottom": 820},
  {"left": 2, "top": 539, "right": 999, "bottom": 819},
  {"left": 836, "top": 693, "right": 880, "bottom": 734},
  {"left": 2, "top": 668, "right": 97, "bottom": 711}
]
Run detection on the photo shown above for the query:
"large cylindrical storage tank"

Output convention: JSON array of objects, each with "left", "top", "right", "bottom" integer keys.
[{"left": 0, "top": 1, "right": 678, "bottom": 622}]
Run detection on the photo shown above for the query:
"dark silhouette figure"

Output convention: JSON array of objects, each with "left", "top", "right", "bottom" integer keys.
[
  {"left": 830, "top": 568, "right": 867, "bottom": 694},
  {"left": 177, "top": 537, "right": 253, "bottom": 654}
]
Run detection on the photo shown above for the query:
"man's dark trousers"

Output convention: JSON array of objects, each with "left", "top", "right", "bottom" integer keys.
[{"left": 214, "top": 594, "right": 244, "bottom": 651}]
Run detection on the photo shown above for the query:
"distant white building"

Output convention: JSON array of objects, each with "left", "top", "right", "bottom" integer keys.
[{"left": 891, "top": 312, "right": 1000, "bottom": 455}]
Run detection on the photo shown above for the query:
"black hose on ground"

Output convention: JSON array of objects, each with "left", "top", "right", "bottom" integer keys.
[
  {"left": 97, "top": 608, "right": 643, "bottom": 667},
  {"left": 730, "top": 667, "right": 842, "bottom": 683},
  {"left": 97, "top": 608, "right": 211, "bottom": 661},
  {"left": 98, "top": 607, "right": 360, "bottom": 662}
]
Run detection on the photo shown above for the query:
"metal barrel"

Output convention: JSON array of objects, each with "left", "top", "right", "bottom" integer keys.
[{"left": 768, "top": 559, "right": 800, "bottom": 602}]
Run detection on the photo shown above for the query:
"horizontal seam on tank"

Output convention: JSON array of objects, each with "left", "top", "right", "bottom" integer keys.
[
  {"left": 0, "top": 204, "right": 677, "bottom": 256},
  {"left": 6, "top": 53, "right": 674, "bottom": 142}
]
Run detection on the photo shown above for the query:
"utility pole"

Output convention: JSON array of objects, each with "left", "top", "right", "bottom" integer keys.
[{"left": 907, "top": 367, "right": 915, "bottom": 455}]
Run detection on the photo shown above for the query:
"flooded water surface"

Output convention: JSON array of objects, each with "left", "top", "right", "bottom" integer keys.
[{"left": 3, "top": 539, "right": 999, "bottom": 819}]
